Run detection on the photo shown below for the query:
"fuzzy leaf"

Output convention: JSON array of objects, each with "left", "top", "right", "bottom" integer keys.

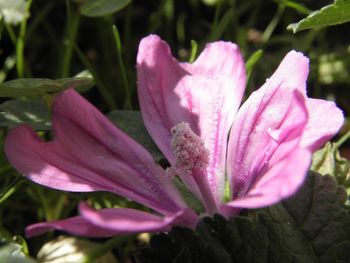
[
  {"left": 0, "top": 99, "right": 50, "bottom": 130},
  {"left": 135, "top": 172, "right": 350, "bottom": 262},
  {"left": 288, "top": 0, "right": 350, "bottom": 33},
  {"left": 108, "top": 110, "right": 163, "bottom": 161},
  {"left": 80, "top": 0, "right": 132, "bottom": 17},
  {"left": 0, "top": 77, "right": 92, "bottom": 98}
]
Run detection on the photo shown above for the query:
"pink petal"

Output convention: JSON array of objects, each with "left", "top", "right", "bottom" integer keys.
[
  {"left": 262, "top": 50, "right": 343, "bottom": 150},
  {"left": 223, "top": 148, "right": 311, "bottom": 210},
  {"left": 5, "top": 125, "right": 106, "bottom": 192},
  {"left": 228, "top": 87, "right": 308, "bottom": 200},
  {"left": 26, "top": 204, "right": 192, "bottom": 238},
  {"left": 5, "top": 89, "right": 186, "bottom": 215},
  {"left": 26, "top": 215, "right": 114, "bottom": 238},
  {"left": 137, "top": 35, "right": 246, "bottom": 201},
  {"left": 79, "top": 203, "right": 197, "bottom": 231},
  {"left": 301, "top": 98, "right": 344, "bottom": 151},
  {"left": 262, "top": 50, "right": 309, "bottom": 94}
]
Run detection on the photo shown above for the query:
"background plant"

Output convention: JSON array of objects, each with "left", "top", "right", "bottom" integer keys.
[{"left": 0, "top": 0, "right": 349, "bottom": 262}]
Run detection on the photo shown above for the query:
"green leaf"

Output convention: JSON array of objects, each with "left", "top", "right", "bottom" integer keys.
[
  {"left": 283, "top": 0, "right": 312, "bottom": 15},
  {"left": 135, "top": 214, "right": 269, "bottom": 263},
  {"left": 312, "top": 142, "right": 350, "bottom": 193},
  {"left": 189, "top": 40, "right": 198, "bottom": 63},
  {"left": 173, "top": 177, "right": 204, "bottom": 214},
  {"left": 135, "top": 172, "right": 350, "bottom": 262},
  {"left": 245, "top": 49, "right": 263, "bottom": 79},
  {"left": 0, "top": 233, "right": 35, "bottom": 263},
  {"left": 80, "top": 0, "right": 132, "bottom": 17},
  {"left": 288, "top": 0, "right": 350, "bottom": 33},
  {"left": 0, "top": 243, "right": 36, "bottom": 263},
  {"left": 54, "top": 77, "right": 94, "bottom": 92},
  {"left": 108, "top": 110, "right": 163, "bottom": 161},
  {"left": 0, "top": 99, "right": 51, "bottom": 130},
  {"left": 0, "top": 77, "right": 93, "bottom": 98},
  {"left": 281, "top": 172, "right": 350, "bottom": 262}
]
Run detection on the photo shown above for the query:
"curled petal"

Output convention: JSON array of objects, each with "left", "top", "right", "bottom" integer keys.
[
  {"left": 223, "top": 148, "right": 311, "bottom": 210},
  {"left": 137, "top": 34, "right": 246, "bottom": 201},
  {"left": 228, "top": 85, "right": 308, "bottom": 200},
  {"left": 5, "top": 90, "right": 185, "bottom": 215},
  {"left": 301, "top": 98, "right": 344, "bottom": 151}
]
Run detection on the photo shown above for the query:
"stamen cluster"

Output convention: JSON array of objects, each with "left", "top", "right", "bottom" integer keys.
[{"left": 167, "top": 122, "right": 209, "bottom": 178}]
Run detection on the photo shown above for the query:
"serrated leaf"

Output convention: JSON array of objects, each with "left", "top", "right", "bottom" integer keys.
[
  {"left": 282, "top": 172, "right": 350, "bottom": 262},
  {"left": 288, "top": 0, "right": 350, "bottom": 33},
  {"left": 80, "top": 0, "right": 132, "bottom": 17},
  {"left": 135, "top": 215, "right": 269, "bottom": 263},
  {"left": 135, "top": 172, "right": 350, "bottom": 262},
  {"left": 0, "top": 99, "right": 51, "bottom": 130},
  {"left": 0, "top": 77, "right": 92, "bottom": 98},
  {"left": 260, "top": 206, "right": 315, "bottom": 262},
  {"left": 108, "top": 111, "right": 163, "bottom": 161},
  {"left": 312, "top": 142, "right": 350, "bottom": 193}
]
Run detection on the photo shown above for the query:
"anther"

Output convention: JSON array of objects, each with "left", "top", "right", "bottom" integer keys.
[{"left": 170, "top": 122, "right": 209, "bottom": 175}]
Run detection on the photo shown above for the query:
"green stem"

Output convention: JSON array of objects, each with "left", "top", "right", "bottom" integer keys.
[
  {"left": 176, "top": 13, "right": 186, "bottom": 44},
  {"left": 61, "top": 0, "right": 80, "bottom": 77},
  {"left": 0, "top": 19, "right": 4, "bottom": 41},
  {"left": 212, "top": 0, "right": 222, "bottom": 27},
  {"left": 74, "top": 44, "right": 117, "bottom": 110},
  {"left": 335, "top": 128, "right": 350, "bottom": 149},
  {"left": 26, "top": 2, "right": 55, "bottom": 39},
  {"left": 4, "top": 23, "right": 16, "bottom": 44},
  {"left": 81, "top": 235, "right": 135, "bottom": 263},
  {"left": 207, "top": 8, "right": 234, "bottom": 42},
  {"left": 112, "top": 25, "right": 132, "bottom": 110},
  {"left": 16, "top": 0, "right": 33, "bottom": 78},
  {"left": 52, "top": 194, "right": 68, "bottom": 220},
  {"left": 149, "top": 0, "right": 167, "bottom": 32},
  {"left": 0, "top": 175, "right": 23, "bottom": 205},
  {"left": 124, "top": 4, "right": 132, "bottom": 65},
  {"left": 262, "top": 3, "right": 285, "bottom": 43},
  {"left": 189, "top": 40, "right": 198, "bottom": 63},
  {"left": 36, "top": 187, "right": 53, "bottom": 221}
]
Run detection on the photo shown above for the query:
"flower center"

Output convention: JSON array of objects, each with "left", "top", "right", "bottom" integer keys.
[{"left": 166, "top": 122, "right": 209, "bottom": 177}]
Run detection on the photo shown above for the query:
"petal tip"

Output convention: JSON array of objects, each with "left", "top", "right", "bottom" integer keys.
[
  {"left": 137, "top": 34, "right": 172, "bottom": 66},
  {"left": 284, "top": 50, "right": 310, "bottom": 69}
]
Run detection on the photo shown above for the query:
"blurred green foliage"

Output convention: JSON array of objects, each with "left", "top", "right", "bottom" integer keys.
[{"left": 0, "top": 0, "right": 349, "bottom": 262}]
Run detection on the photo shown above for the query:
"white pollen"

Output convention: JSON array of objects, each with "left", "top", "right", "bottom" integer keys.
[{"left": 170, "top": 122, "right": 209, "bottom": 175}]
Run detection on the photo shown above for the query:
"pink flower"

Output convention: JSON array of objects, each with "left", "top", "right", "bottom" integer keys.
[{"left": 5, "top": 35, "right": 343, "bottom": 238}]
